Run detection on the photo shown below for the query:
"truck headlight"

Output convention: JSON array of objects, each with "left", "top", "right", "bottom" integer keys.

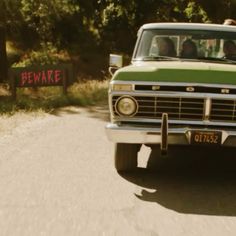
[{"left": 115, "top": 96, "right": 138, "bottom": 116}]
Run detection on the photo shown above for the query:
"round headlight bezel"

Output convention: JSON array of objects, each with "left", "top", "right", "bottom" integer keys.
[{"left": 115, "top": 96, "right": 138, "bottom": 117}]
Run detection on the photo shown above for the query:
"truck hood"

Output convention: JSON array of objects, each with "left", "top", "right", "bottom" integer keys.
[{"left": 112, "top": 61, "right": 236, "bottom": 85}]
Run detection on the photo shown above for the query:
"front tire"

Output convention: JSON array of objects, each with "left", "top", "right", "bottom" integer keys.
[{"left": 115, "top": 143, "right": 141, "bottom": 172}]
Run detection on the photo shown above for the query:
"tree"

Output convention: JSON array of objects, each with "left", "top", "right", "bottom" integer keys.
[
  {"left": 1, "top": 0, "right": 236, "bottom": 78},
  {"left": 20, "top": 0, "right": 80, "bottom": 44},
  {"left": 195, "top": 0, "right": 236, "bottom": 23},
  {"left": 0, "top": 1, "right": 11, "bottom": 82}
]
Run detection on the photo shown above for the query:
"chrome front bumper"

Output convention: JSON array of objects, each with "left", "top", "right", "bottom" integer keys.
[{"left": 105, "top": 123, "right": 236, "bottom": 147}]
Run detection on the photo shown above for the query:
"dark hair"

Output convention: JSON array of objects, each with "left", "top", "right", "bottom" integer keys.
[
  {"left": 224, "top": 40, "right": 236, "bottom": 47},
  {"left": 223, "top": 40, "right": 236, "bottom": 58},
  {"left": 159, "top": 37, "right": 176, "bottom": 57},
  {"left": 181, "top": 39, "right": 197, "bottom": 58}
]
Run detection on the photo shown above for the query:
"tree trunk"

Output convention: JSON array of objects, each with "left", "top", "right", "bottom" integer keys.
[{"left": 0, "top": 26, "right": 7, "bottom": 82}]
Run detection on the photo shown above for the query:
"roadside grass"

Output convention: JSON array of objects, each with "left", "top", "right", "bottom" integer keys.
[{"left": 0, "top": 79, "right": 109, "bottom": 115}]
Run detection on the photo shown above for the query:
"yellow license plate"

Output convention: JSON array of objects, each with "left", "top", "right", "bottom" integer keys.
[{"left": 191, "top": 131, "right": 222, "bottom": 145}]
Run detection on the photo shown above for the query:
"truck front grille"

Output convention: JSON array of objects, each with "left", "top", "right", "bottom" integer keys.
[
  {"left": 211, "top": 99, "right": 236, "bottom": 122},
  {"left": 112, "top": 96, "right": 205, "bottom": 121}
]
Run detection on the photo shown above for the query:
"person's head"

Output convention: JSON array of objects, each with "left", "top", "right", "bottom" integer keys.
[
  {"left": 158, "top": 37, "right": 176, "bottom": 57},
  {"left": 181, "top": 39, "right": 197, "bottom": 58},
  {"left": 223, "top": 40, "right": 236, "bottom": 57},
  {"left": 223, "top": 19, "right": 236, "bottom": 26}
]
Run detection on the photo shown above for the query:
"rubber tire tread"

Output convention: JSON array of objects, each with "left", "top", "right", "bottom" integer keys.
[{"left": 115, "top": 143, "right": 140, "bottom": 172}]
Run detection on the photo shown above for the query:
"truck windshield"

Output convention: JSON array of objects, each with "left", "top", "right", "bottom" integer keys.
[{"left": 134, "top": 29, "right": 236, "bottom": 63}]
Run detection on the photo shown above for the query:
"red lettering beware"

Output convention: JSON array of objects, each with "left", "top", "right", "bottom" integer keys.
[
  {"left": 33, "top": 72, "right": 41, "bottom": 84},
  {"left": 47, "top": 70, "right": 54, "bottom": 83},
  {"left": 54, "top": 70, "right": 62, "bottom": 83},
  {"left": 21, "top": 72, "right": 28, "bottom": 86},
  {"left": 27, "top": 72, "right": 33, "bottom": 84},
  {"left": 17, "top": 67, "right": 67, "bottom": 87},
  {"left": 41, "top": 71, "right": 47, "bottom": 84}
]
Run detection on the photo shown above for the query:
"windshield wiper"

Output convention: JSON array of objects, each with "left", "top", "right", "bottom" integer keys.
[
  {"left": 220, "top": 57, "right": 236, "bottom": 64},
  {"left": 197, "top": 57, "right": 236, "bottom": 64},
  {"left": 139, "top": 56, "right": 180, "bottom": 61},
  {"left": 136, "top": 56, "right": 236, "bottom": 64}
]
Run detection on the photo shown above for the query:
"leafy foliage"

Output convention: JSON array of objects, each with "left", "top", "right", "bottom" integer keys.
[
  {"left": 20, "top": 0, "right": 80, "bottom": 43},
  {"left": 0, "top": 0, "right": 235, "bottom": 75},
  {"left": 184, "top": 1, "right": 209, "bottom": 22},
  {"left": 12, "top": 43, "right": 60, "bottom": 67}
]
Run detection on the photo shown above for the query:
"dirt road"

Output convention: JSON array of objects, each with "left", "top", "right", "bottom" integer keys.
[{"left": 0, "top": 107, "right": 236, "bottom": 236}]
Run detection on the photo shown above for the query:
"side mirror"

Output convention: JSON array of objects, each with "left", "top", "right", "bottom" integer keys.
[{"left": 109, "top": 54, "right": 123, "bottom": 76}]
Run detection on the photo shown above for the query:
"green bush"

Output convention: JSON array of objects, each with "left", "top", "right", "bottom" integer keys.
[{"left": 12, "top": 43, "right": 61, "bottom": 67}]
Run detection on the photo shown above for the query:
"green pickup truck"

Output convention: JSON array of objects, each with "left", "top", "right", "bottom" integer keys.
[{"left": 106, "top": 23, "right": 236, "bottom": 172}]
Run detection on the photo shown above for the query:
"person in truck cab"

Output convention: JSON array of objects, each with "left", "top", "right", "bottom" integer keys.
[
  {"left": 180, "top": 39, "right": 198, "bottom": 58},
  {"left": 157, "top": 37, "right": 176, "bottom": 57},
  {"left": 223, "top": 40, "right": 236, "bottom": 59}
]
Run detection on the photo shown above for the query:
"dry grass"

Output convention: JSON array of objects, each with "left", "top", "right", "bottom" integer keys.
[{"left": 0, "top": 79, "right": 109, "bottom": 115}]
